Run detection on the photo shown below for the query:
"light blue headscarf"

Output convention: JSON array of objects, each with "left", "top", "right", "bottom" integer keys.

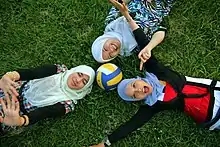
[{"left": 117, "top": 72, "right": 164, "bottom": 106}]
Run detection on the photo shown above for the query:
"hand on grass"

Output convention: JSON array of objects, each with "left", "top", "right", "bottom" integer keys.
[{"left": 0, "top": 95, "right": 22, "bottom": 126}]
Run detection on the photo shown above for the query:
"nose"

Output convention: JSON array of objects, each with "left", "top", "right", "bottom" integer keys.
[
  {"left": 135, "top": 88, "right": 142, "bottom": 92},
  {"left": 109, "top": 45, "right": 116, "bottom": 52},
  {"left": 76, "top": 77, "right": 84, "bottom": 83}
]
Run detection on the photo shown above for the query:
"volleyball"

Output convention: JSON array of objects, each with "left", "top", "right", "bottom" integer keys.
[{"left": 96, "top": 63, "right": 123, "bottom": 91}]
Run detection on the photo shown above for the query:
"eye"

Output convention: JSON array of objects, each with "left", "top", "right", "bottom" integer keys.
[
  {"left": 82, "top": 79, "right": 88, "bottom": 86},
  {"left": 132, "top": 82, "right": 136, "bottom": 88},
  {"left": 77, "top": 72, "right": 83, "bottom": 77},
  {"left": 132, "top": 93, "right": 136, "bottom": 99}
]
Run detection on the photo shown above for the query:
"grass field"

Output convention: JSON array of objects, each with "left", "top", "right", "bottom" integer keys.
[{"left": 0, "top": 0, "right": 220, "bottom": 146}]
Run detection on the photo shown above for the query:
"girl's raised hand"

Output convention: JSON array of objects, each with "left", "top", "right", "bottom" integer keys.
[
  {"left": 108, "top": 0, "right": 129, "bottom": 16},
  {"left": 138, "top": 47, "right": 152, "bottom": 70}
]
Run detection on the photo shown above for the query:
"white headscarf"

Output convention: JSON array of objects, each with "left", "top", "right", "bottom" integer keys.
[
  {"left": 92, "top": 16, "right": 138, "bottom": 63},
  {"left": 23, "top": 65, "right": 95, "bottom": 107}
]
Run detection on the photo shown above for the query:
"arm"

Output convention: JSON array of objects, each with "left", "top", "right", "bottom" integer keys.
[
  {"left": 0, "top": 96, "right": 66, "bottom": 126},
  {"left": 90, "top": 102, "right": 167, "bottom": 146},
  {"left": 108, "top": 104, "right": 160, "bottom": 143},
  {"left": 26, "top": 103, "right": 66, "bottom": 125},
  {"left": 105, "top": 0, "right": 132, "bottom": 26},
  {"left": 137, "top": 29, "right": 166, "bottom": 70},
  {"left": 108, "top": 0, "right": 139, "bottom": 31},
  {"left": 133, "top": 28, "right": 185, "bottom": 91},
  {"left": 17, "top": 64, "right": 58, "bottom": 81},
  {"left": 0, "top": 64, "right": 65, "bottom": 99}
]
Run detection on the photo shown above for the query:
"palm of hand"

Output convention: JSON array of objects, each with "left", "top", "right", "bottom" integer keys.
[
  {"left": 0, "top": 96, "right": 21, "bottom": 126},
  {"left": 2, "top": 108, "right": 20, "bottom": 126}
]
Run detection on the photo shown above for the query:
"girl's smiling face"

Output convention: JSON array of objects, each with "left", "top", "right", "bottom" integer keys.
[
  {"left": 67, "top": 72, "right": 89, "bottom": 90},
  {"left": 102, "top": 38, "right": 121, "bottom": 60},
  {"left": 125, "top": 79, "right": 153, "bottom": 100}
]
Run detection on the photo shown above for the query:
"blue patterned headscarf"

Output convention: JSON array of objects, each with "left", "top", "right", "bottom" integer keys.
[{"left": 117, "top": 72, "right": 164, "bottom": 106}]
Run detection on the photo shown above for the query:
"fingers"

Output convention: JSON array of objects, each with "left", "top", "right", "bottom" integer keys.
[
  {"left": 0, "top": 116, "right": 3, "bottom": 123},
  {"left": 3, "top": 91, "right": 9, "bottom": 100},
  {"left": 13, "top": 96, "right": 20, "bottom": 112},
  {"left": 10, "top": 86, "right": 19, "bottom": 96},
  {"left": 109, "top": 0, "right": 123, "bottom": 8},
  {"left": 0, "top": 99, "right": 7, "bottom": 113},
  {"left": 6, "top": 96, "right": 11, "bottom": 109},
  {"left": 11, "top": 81, "right": 18, "bottom": 88},
  {"left": 140, "top": 61, "right": 144, "bottom": 71},
  {"left": 11, "top": 96, "right": 16, "bottom": 110}
]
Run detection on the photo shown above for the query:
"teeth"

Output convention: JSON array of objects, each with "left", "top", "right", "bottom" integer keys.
[{"left": 112, "top": 44, "right": 117, "bottom": 50}]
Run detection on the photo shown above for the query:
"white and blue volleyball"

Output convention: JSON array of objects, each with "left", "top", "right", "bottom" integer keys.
[{"left": 96, "top": 63, "right": 123, "bottom": 91}]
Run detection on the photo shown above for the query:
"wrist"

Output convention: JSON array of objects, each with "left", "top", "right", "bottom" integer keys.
[
  {"left": 18, "top": 116, "right": 25, "bottom": 126},
  {"left": 124, "top": 13, "right": 132, "bottom": 21},
  {"left": 19, "top": 115, "right": 28, "bottom": 126},
  {"left": 144, "top": 46, "right": 152, "bottom": 52}
]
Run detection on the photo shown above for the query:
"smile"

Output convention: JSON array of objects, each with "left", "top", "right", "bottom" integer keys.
[{"left": 143, "top": 86, "right": 148, "bottom": 93}]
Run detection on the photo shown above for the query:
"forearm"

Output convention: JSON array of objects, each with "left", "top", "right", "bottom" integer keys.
[
  {"left": 124, "top": 13, "right": 139, "bottom": 31},
  {"left": 107, "top": 105, "right": 160, "bottom": 144},
  {"left": 144, "top": 31, "right": 165, "bottom": 51},
  {"left": 26, "top": 103, "right": 66, "bottom": 125},
  {"left": 17, "top": 64, "right": 57, "bottom": 81}
]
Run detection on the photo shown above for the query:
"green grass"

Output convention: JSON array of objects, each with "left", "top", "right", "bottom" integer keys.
[{"left": 0, "top": 0, "right": 220, "bottom": 146}]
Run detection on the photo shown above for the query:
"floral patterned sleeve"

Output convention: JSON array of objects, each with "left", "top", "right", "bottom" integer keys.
[
  {"left": 55, "top": 64, "right": 68, "bottom": 73},
  {"left": 60, "top": 100, "right": 74, "bottom": 114},
  {"left": 105, "top": 6, "right": 120, "bottom": 26},
  {"left": 55, "top": 64, "right": 75, "bottom": 114}
]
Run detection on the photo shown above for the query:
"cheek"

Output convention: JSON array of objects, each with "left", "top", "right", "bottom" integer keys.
[
  {"left": 67, "top": 77, "right": 72, "bottom": 87},
  {"left": 77, "top": 82, "right": 85, "bottom": 90},
  {"left": 102, "top": 51, "right": 109, "bottom": 60},
  {"left": 136, "top": 93, "right": 146, "bottom": 100}
]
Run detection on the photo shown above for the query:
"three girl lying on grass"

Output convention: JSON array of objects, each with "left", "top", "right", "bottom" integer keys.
[{"left": 0, "top": 0, "right": 219, "bottom": 146}]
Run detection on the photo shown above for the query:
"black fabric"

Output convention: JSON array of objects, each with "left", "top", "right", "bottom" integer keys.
[
  {"left": 108, "top": 99, "right": 182, "bottom": 143},
  {"left": 206, "top": 80, "right": 217, "bottom": 121},
  {"left": 17, "top": 64, "right": 57, "bottom": 81},
  {"left": 26, "top": 103, "right": 66, "bottom": 125},
  {"left": 108, "top": 103, "right": 164, "bottom": 143}
]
